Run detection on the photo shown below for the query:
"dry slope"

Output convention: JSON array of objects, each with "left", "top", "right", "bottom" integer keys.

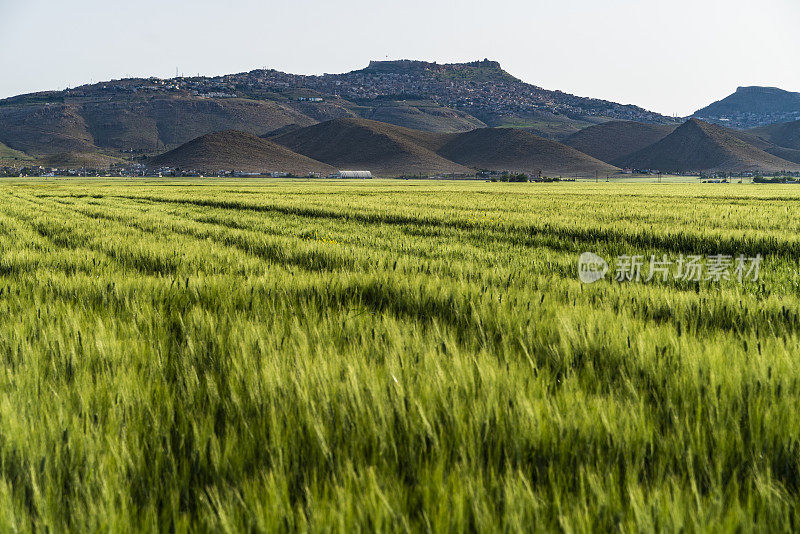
[
  {"left": 273, "top": 118, "right": 469, "bottom": 176},
  {"left": 563, "top": 121, "right": 677, "bottom": 165},
  {"left": 437, "top": 128, "right": 619, "bottom": 175},
  {"left": 749, "top": 120, "right": 800, "bottom": 151},
  {"left": 619, "top": 119, "right": 800, "bottom": 173},
  {"left": 148, "top": 130, "right": 334, "bottom": 174},
  {"left": 274, "top": 118, "right": 620, "bottom": 176}
]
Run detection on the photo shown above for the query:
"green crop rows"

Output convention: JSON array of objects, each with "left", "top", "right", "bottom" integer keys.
[{"left": 0, "top": 178, "right": 799, "bottom": 531}]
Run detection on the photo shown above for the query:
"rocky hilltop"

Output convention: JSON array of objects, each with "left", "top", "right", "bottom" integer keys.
[
  {"left": 692, "top": 86, "right": 800, "bottom": 129},
  {"left": 0, "top": 59, "right": 679, "bottom": 163}
]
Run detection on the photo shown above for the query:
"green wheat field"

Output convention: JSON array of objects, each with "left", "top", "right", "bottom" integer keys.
[{"left": 1, "top": 178, "right": 799, "bottom": 531}]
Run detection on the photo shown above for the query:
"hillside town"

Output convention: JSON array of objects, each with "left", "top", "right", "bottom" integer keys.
[{"left": 15, "top": 60, "right": 673, "bottom": 126}]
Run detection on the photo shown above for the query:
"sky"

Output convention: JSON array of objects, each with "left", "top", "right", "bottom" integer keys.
[{"left": 1, "top": 0, "right": 798, "bottom": 116}]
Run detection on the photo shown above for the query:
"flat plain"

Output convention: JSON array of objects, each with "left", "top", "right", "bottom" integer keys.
[{"left": 1, "top": 178, "right": 799, "bottom": 531}]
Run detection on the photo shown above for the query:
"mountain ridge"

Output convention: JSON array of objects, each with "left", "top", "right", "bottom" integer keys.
[
  {"left": 693, "top": 86, "right": 800, "bottom": 129},
  {"left": 435, "top": 127, "right": 618, "bottom": 175},
  {"left": 619, "top": 119, "right": 800, "bottom": 173},
  {"left": 0, "top": 59, "right": 678, "bottom": 164},
  {"left": 271, "top": 118, "right": 471, "bottom": 176},
  {"left": 562, "top": 121, "right": 677, "bottom": 165},
  {"left": 271, "top": 118, "right": 617, "bottom": 176},
  {"left": 151, "top": 118, "right": 618, "bottom": 177},
  {"left": 148, "top": 130, "right": 335, "bottom": 174},
  {"left": 749, "top": 119, "right": 800, "bottom": 151}
]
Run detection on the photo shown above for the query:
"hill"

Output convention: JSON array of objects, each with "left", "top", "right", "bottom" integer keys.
[
  {"left": 727, "top": 127, "right": 800, "bottom": 165},
  {"left": 360, "top": 99, "right": 486, "bottom": 133},
  {"left": 749, "top": 119, "right": 800, "bottom": 151},
  {"left": 437, "top": 128, "right": 619, "bottom": 175},
  {"left": 0, "top": 59, "right": 678, "bottom": 164},
  {"left": 349, "top": 60, "right": 672, "bottom": 131},
  {"left": 0, "top": 141, "right": 33, "bottom": 165},
  {"left": 619, "top": 119, "right": 800, "bottom": 173},
  {"left": 0, "top": 102, "right": 100, "bottom": 154},
  {"left": 693, "top": 87, "right": 800, "bottom": 129},
  {"left": 38, "top": 152, "right": 123, "bottom": 169},
  {"left": 488, "top": 111, "right": 608, "bottom": 140},
  {"left": 0, "top": 97, "right": 321, "bottom": 157},
  {"left": 263, "top": 124, "right": 304, "bottom": 138},
  {"left": 563, "top": 121, "right": 677, "bottom": 164},
  {"left": 272, "top": 118, "right": 618, "bottom": 176},
  {"left": 148, "top": 130, "right": 335, "bottom": 174},
  {"left": 273, "top": 118, "right": 470, "bottom": 176}
]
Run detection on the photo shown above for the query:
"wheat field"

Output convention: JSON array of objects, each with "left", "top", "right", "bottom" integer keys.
[{"left": 0, "top": 178, "right": 799, "bottom": 531}]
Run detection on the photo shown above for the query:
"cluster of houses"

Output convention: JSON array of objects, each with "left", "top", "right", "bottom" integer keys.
[
  {"left": 624, "top": 169, "right": 800, "bottom": 179},
  {"left": 0, "top": 165, "right": 375, "bottom": 179},
  {"left": 69, "top": 63, "right": 662, "bottom": 124},
  {"left": 49, "top": 60, "right": 672, "bottom": 127},
  {"left": 0, "top": 164, "right": 151, "bottom": 178},
  {"left": 237, "top": 62, "right": 664, "bottom": 122},
  {"left": 63, "top": 77, "right": 240, "bottom": 100}
]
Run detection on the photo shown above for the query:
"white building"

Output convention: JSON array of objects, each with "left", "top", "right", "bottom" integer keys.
[{"left": 333, "top": 170, "right": 373, "bottom": 179}]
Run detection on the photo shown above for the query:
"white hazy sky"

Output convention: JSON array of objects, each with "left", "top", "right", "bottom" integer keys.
[{"left": 1, "top": 0, "right": 798, "bottom": 116}]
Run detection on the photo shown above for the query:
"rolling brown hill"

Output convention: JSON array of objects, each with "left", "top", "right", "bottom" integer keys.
[
  {"left": 563, "top": 121, "right": 677, "bottom": 165},
  {"left": 273, "top": 118, "right": 619, "bottom": 176},
  {"left": 0, "top": 59, "right": 679, "bottom": 164},
  {"left": 272, "top": 118, "right": 469, "bottom": 176},
  {"left": 619, "top": 119, "right": 800, "bottom": 173},
  {"left": 0, "top": 103, "right": 99, "bottom": 154},
  {"left": 147, "top": 130, "right": 334, "bottom": 174},
  {"left": 749, "top": 120, "right": 800, "bottom": 151},
  {"left": 436, "top": 128, "right": 619, "bottom": 175},
  {"left": 360, "top": 100, "right": 486, "bottom": 133},
  {"left": 79, "top": 97, "right": 322, "bottom": 153},
  {"left": 263, "top": 124, "right": 304, "bottom": 138},
  {"left": 0, "top": 97, "right": 318, "bottom": 156},
  {"left": 0, "top": 88, "right": 487, "bottom": 161},
  {"left": 38, "top": 152, "right": 123, "bottom": 169},
  {"left": 727, "top": 129, "right": 800, "bottom": 165}
]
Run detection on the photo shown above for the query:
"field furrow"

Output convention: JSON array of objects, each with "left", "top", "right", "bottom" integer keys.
[{"left": 0, "top": 179, "right": 798, "bottom": 531}]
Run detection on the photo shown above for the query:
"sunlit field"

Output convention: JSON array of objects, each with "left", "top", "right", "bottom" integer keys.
[{"left": 1, "top": 178, "right": 800, "bottom": 531}]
